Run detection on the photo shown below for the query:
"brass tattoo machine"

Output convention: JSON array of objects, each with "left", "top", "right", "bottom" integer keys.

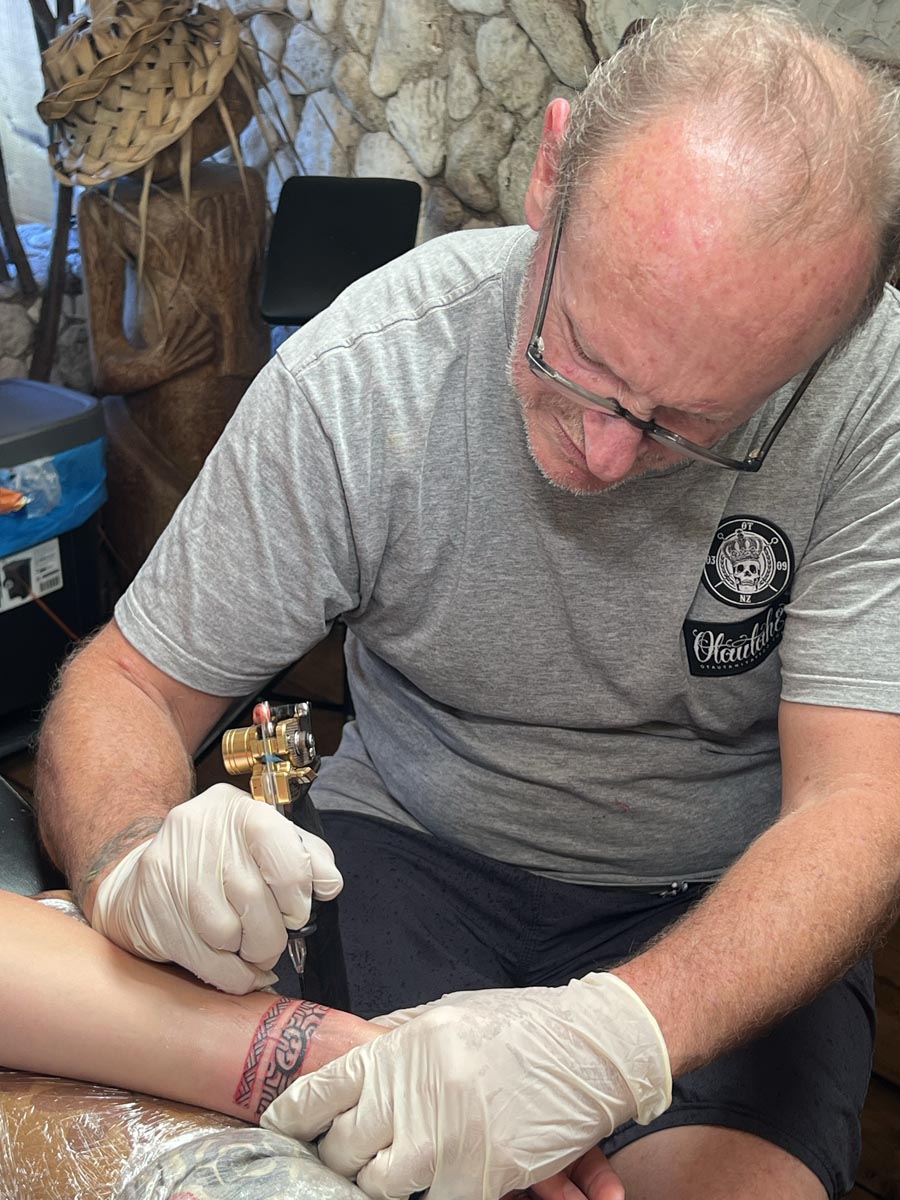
[{"left": 221, "top": 700, "right": 320, "bottom": 986}]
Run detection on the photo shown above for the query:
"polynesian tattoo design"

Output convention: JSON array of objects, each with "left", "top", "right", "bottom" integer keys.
[{"left": 234, "top": 997, "right": 328, "bottom": 1116}]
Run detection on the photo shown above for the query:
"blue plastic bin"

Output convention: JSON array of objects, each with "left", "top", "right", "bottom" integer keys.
[{"left": 0, "top": 379, "right": 106, "bottom": 719}]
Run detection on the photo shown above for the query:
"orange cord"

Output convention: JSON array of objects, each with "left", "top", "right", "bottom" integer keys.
[{"left": 3, "top": 563, "right": 81, "bottom": 643}]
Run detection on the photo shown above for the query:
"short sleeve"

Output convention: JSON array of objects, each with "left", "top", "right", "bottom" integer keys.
[
  {"left": 114, "top": 353, "right": 363, "bottom": 696},
  {"left": 779, "top": 390, "right": 900, "bottom": 714}
]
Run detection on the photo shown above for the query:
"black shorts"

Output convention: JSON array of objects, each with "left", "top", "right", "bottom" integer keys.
[{"left": 288, "top": 811, "right": 875, "bottom": 1199}]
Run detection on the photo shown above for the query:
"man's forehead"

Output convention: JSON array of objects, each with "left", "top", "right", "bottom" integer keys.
[{"left": 561, "top": 130, "right": 871, "bottom": 355}]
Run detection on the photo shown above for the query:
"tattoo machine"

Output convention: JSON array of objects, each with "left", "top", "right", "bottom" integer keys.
[{"left": 221, "top": 701, "right": 321, "bottom": 988}]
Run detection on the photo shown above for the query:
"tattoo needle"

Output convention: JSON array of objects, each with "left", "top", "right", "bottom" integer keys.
[{"left": 255, "top": 701, "right": 313, "bottom": 993}]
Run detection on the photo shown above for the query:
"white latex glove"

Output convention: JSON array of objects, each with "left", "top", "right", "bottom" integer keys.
[
  {"left": 260, "top": 973, "right": 671, "bottom": 1200},
  {"left": 91, "top": 782, "right": 343, "bottom": 994}
]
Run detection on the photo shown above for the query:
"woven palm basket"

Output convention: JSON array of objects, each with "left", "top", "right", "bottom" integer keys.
[{"left": 38, "top": 0, "right": 242, "bottom": 187}]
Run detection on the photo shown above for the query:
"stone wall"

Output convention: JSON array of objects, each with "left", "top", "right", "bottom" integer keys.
[{"left": 233, "top": 0, "right": 612, "bottom": 240}]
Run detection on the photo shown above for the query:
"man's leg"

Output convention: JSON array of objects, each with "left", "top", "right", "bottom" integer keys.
[
  {"left": 597, "top": 956, "right": 874, "bottom": 1200},
  {"left": 522, "top": 878, "right": 875, "bottom": 1200},
  {"left": 608, "top": 1126, "right": 826, "bottom": 1200},
  {"left": 319, "top": 812, "right": 528, "bottom": 1016}
]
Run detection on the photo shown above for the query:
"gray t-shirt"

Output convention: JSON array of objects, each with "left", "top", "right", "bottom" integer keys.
[{"left": 116, "top": 226, "right": 900, "bottom": 887}]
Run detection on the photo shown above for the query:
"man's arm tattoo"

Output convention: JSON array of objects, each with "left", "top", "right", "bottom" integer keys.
[
  {"left": 234, "top": 997, "right": 328, "bottom": 1117},
  {"left": 73, "top": 815, "right": 164, "bottom": 908}
]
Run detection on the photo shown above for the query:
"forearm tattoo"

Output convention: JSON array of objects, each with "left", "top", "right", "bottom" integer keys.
[
  {"left": 74, "top": 815, "right": 164, "bottom": 907},
  {"left": 234, "top": 997, "right": 328, "bottom": 1117}
]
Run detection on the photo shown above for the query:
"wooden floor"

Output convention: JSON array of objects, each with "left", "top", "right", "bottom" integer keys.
[{"left": 2, "top": 626, "right": 899, "bottom": 1197}]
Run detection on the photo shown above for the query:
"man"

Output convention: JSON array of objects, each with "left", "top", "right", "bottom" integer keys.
[{"left": 35, "top": 5, "right": 900, "bottom": 1200}]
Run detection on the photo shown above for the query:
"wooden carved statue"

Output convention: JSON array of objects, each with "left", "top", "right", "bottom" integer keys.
[
  {"left": 79, "top": 164, "right": 269, "bottom": 577},
  {"left": 39, "top": 0, "right": 274, "bottom": 582}
]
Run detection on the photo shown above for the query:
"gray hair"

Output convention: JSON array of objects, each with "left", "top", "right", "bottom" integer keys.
[{"left": 555, "top": 2, "right": 900, "bottom": 339}]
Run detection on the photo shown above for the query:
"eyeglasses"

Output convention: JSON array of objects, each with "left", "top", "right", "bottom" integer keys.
[{"left": 525, "top": 205, "right": 826, "bottom": 473}]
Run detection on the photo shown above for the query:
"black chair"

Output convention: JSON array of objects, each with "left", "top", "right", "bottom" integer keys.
[
  {"left": 260, "top": 175, "right": 422, "bottom": 326},
  {"left": 0, "top": 775, "right": 65, "bottom": 896}
]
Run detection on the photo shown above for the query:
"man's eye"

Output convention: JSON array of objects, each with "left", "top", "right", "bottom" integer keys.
[{"left": 569, "top": 328, "right": 606, "bottom": 373}]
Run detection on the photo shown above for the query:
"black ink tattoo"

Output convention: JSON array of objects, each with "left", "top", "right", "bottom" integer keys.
[
  {"left": 74, "top": 815, "right": 164, "bottom": 908},
  {"left": 234, "top": 997, "right": 328, "bottom": 1117}
]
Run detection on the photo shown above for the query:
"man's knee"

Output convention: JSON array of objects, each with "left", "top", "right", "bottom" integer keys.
[{"left": 608, "top": 1125, "right": 829, "bottom": 1200}]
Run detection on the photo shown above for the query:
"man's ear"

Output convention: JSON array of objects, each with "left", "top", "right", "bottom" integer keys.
[{"left": 524, "top": 98, "right": 570, "bottom": 231}]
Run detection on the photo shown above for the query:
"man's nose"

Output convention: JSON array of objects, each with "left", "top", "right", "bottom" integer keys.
[{"left": 582, "top": 408, "right": 645, "bottom": 481}]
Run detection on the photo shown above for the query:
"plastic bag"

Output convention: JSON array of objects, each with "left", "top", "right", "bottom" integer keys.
[{"left": 0, "top": 457, "right": 62, "bottom": 519}]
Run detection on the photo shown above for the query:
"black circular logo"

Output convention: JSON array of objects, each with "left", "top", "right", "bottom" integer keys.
[{"left": 702, "top": 515, "right": 793, "bottom": 608}]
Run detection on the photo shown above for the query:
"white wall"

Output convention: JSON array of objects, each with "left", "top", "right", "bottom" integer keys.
[{"left": 0, "top": 0, "right": 55, "bottom": 225}]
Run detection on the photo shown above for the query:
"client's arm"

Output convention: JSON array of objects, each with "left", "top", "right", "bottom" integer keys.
[{"left": 0, "top": 889, "right": 379, "bottom": 1121}]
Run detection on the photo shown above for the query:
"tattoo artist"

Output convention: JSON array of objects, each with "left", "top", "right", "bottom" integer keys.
[{"left": 35, "top": 7, "right": 900, "bottom": 1200}]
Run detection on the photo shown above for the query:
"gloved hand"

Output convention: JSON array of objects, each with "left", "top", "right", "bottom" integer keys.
[
  {"left": 91, "top": 782, "right": 343, "bottom": 993},
  {"left": 260, "top": 973, "right": 671, "bottom": 1200}
]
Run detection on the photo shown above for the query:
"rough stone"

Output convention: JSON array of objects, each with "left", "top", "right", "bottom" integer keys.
[
  {"left": 0, "top": 355, "right": 28, "bottom": 380},
  {"left": 267, "top": 147, "right": 297, "bottom": 209},
  {"left": 287, "top": 0, "right": 311, "bottom": 16},
  {"left": 283, "top": 23, "right": 335, "bottom": 95},
  {"left": 294, "top": 90, "right": 362, "bottom": 176},
  {"left": 333, "top": 51, "right": 388, "bottom": 131},
  {"left": 240, "top": 117, "right": 272, "bottom": 173},
  {"left": 355, "top": 131, "right": 426, "bottom": 184},
  {"left": 369, "top": 0, "right": 444, "bottom": 99},
  {"left": 582, "top": 0, "right": 614, "bottom": 59},
  {"left": 447, "top": 0, "right": 503, "bottom": 14},
  {"left": 548, "top": 82, "right": 579, "bottom": 107},
  {"left": 446, "top": 47, "right": 481, "bottom": 121},
  {"left": 0, "top": 301, "right": 35, "bottom": 359},
  {"left": 462, "top": 216, "right": 503, "bottom": 230},
  {"left": 385, "top": 77, "right": 447, "bottom": 177},
  {"left": 343, "top": 0, "right": 382, "bottom": 57},
  {"left": 250, "top": 13, "right": 291, "bottom": 75},
  {"left": 445, "top": 103, "right": 514, "bottom": 212},
  {"left": 27, "top": 298, "right": 42, "bottom": 324},
  {"left": 55, "top": 322, "right": 93, "bottom": 394},
  {"left": 212, "top": 144, "right": 236, "bottom": 166},
  {"left": 422, "top": 185, "right": 465, "bottom": 240},
  {"left": 311, "top": 0, "right": 341, "bottom": 33},
  {"left": 229, "top": 0, "right": 286, "bottom": 12},
  {"left": 261, "top": 77, "right": 303, "bottom": 141},
  {"left": 497, "top": 113, "right": 542, "bottom": 224},
  {"left": 241, "top": 78, "right": 301, "bottom": 172},
  {"left": 509, "top": 0, "right": 598, "bottom": 88},
  {"left": 476, "top": 17, "right": 551, "bottom": 118}
]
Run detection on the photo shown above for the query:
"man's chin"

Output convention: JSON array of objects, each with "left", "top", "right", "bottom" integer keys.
[
  {"left": 535, "top": 459, "right": 625, "bottom": 495},
  {"left": 537, "top": 462, "right": 659, "bottom": 496}
]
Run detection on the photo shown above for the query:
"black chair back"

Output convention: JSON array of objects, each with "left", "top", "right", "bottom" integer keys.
[{"left": 261, "top": 175, "right": 422, "bottom": 326}]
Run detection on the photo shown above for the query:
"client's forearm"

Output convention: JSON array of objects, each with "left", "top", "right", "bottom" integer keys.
[{"left": 0, "top": 890, "right": 379, "bottom": 1121}]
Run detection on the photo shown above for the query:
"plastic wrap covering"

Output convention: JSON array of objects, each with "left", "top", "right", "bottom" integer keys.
[
  {"left": 120, "top": 1127, "right": 369, "bottom": 1199},
  {"left": 0, "top": 1071, "right": 243, "bottom": 1199},
  {"left": 0, "top": 1071, "right": 369, "bottom": 1200}
]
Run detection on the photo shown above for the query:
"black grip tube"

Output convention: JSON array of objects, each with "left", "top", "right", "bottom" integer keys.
[{"left": 289, "top": 782, "right": 352, "bottom": 1012}]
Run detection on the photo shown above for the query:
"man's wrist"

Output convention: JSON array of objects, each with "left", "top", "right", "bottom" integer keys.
[
  {"left": 573, "top": 971, "right": 673, "bottom": 1125},
  {"left": 74, "top": 816, "right": 163, "bottom": 918}
]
